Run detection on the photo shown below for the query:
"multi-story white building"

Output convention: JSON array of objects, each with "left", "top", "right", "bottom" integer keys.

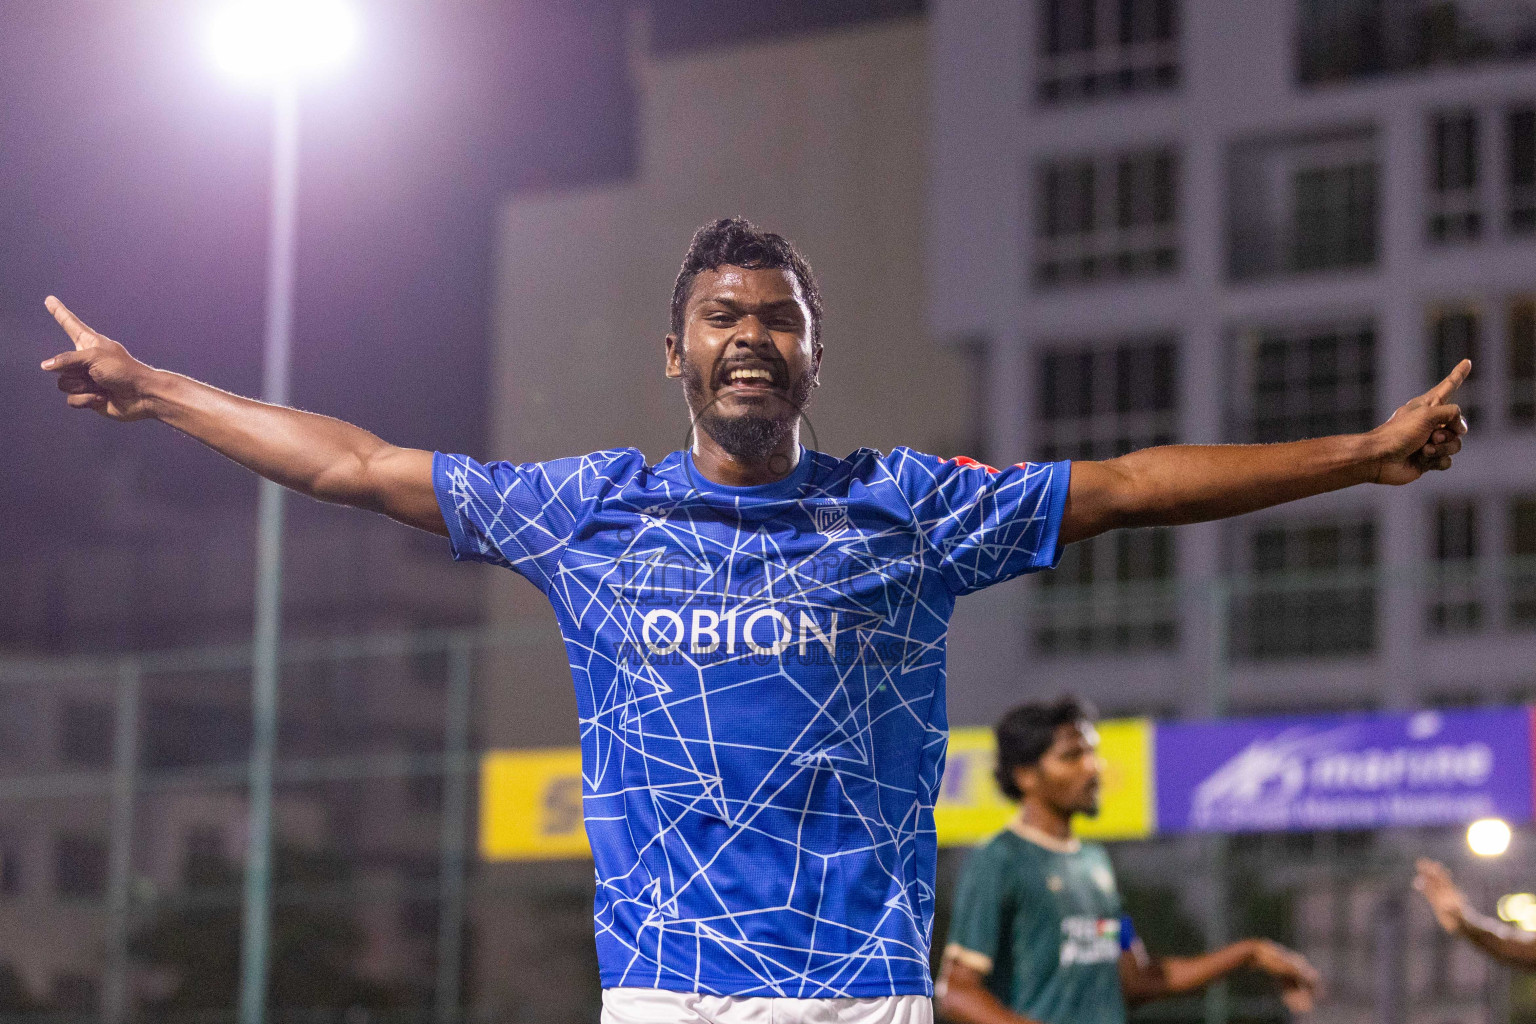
[
  {"left": 931, "top": 0, "right": 1536, "bottom": 720},
  {"left": 931, "top": 2, "right": 1536, "bottom": 1021}
]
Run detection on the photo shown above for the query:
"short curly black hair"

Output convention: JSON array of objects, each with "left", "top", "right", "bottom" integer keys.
[
  {"left": 992, "top": 695, "right": 1098, "bottom": 802},
  {"left": 670, "top": 217, "right": 823, "bottom": 348}
]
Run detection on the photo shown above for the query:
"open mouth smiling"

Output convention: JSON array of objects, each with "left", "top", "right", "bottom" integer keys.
[{"left": 717, "top": 365, "right": 782, "bottom": 394}]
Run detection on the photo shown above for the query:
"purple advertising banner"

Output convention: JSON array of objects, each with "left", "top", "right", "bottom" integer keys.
[{"left": 1155, "top": 707, "right": 1534, "bottom": 834}]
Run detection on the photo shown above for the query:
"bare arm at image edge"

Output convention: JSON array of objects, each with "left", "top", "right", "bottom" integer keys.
[
  {"left": 39, "top": 297, "right": 447, "bottom": 537},
  {"left": 935, "top": 948, "right": 1047, "bottom": 1024},
  {"left": 1059, "top": 361, "right": 1470, "bottom": 546},
  {"left": 1416, "top": 859, "right": 1536, "bottom": 970}
]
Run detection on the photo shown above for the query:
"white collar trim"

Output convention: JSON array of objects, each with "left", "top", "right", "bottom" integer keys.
[{"left": 1008, "top": 819, "right": 1082, "bottom": 854}]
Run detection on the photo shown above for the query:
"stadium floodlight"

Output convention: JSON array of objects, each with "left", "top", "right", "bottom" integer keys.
[
  {"left": 203, "top": 5, "right": 359, "bottom": 1024},
  {"left": 1468, "top": 817, "right": 1513, "bottom": 857},
  {"left": 206, "top": 0, "right": 358, "bottom": 85}
]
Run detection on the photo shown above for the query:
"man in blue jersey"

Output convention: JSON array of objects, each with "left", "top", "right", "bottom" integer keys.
[{"left": 42, "top": 217, "right": 1466, "bottom": 1022}]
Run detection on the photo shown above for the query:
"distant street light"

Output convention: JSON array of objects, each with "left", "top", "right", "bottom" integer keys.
[
  {"left": 1468, "top": 817, "right": 1513, "bottom": 857},
  {"left": 1497, "top": 892, "right": 1536, "bottom": 931},
  {"left": 205, "top": 5, "right": 358, "bottom": 1024}
]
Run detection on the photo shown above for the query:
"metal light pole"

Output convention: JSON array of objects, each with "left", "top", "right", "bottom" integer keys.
[
  {"left": 206, "top": 4, "right": 356, "bottom": 1018},
  {"left": 434, "top": 641, "right": 474, "bottom": 1024},
  {"left": 238, "top": 76, "right": 300, "bottom": 1024},
  {"left": 102, "top": 657, "right": 142, "bottom": 1024},
  {"left": 1204, "top": 577, "right": 1231, "bottom": 1024}
]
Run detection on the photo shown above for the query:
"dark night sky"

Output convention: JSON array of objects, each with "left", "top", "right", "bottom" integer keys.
[
  {"left": 1, "top": 1, "right": 633, "bottom": 538},
  {"left": 0, "top": 0, "right": 918, "bottom": 632}
]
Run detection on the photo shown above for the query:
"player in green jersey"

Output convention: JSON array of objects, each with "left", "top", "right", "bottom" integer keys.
[{"left": 937, "top": 697, "right": 1321, "bottom": 1024}]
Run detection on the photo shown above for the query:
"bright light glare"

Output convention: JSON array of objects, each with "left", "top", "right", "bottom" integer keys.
[
  {"left": 1468, "top": 817, "right": 1513, "bottom": 857},
  {"left": 1498, "top": 893, "right": 1536, "bottom": 931},
  {"left": 207, "top": 0, "right": 358, "bottom": 85}
]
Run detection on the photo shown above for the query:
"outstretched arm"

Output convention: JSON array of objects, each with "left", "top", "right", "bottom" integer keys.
[
  {"left": 1415, "top": 859, "right": 1536, "bottom": 970},
  {"left": 39, "top": 297, "right": 447, "bottom": 536},
  {"left": 1119, "top": 938, "right": 1320, "bottom": 1012},
  {"left": 1060, "top": 361, "right": 1471, "bottom": 545}
]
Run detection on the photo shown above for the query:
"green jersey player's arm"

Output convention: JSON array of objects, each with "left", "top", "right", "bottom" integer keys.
[
  {"left": 1416, "top": 858, "right": 1536, "bottom": 970},
  {"left": 935, "top": 958, "right": 1046, "bottom": 1024},
  {"left": 1058, "top": 360, "right": 1470, "bottom": 546},
  {"left": 39, "top": 297, "right": 447, "bottom": 537},
  {"left": 1118, "top": 936, "right": 1321, "bottom": 1012}
]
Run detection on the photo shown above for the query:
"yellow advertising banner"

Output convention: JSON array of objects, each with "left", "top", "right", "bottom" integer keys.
[
  {"left": 932, "top": 718, "right": 1155, "bottom": 846},
  {"left": 479, "top": 747, "right": 589, "bottom": 860},
  {"left": 480, "top": 718, "right": 1155, "bottom": 860}
]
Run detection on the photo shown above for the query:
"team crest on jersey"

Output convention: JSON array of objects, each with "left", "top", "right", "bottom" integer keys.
[{"left": 813, "top": 503, "right": 851, "bottom": 539}]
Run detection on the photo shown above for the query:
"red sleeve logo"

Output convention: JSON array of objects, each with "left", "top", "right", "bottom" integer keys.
[{"left": 946, "top": 455, "right": 999, "bottom": 473}]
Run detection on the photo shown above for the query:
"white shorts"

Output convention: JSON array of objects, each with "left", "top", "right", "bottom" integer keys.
[{"left": 600, "top": 988, "right": 933, "bottom": 1024}]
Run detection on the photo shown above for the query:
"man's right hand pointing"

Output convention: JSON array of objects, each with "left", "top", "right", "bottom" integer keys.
[
  {"left": 38, "top": 294, "right": 447, "bottom": 535},
  {"left": 1370, "top": 359, "right": 1470, "bottom": 485},
  {"left": 41, "top": 296, "right": 158, "bottom": 421}
]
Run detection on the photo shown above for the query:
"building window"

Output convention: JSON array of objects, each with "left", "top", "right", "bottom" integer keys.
[
  {"left": 1231, "top": 319, "right": 1376, "bottom": 443},
  {"left": 143, "top": 698, "right": 249, "bottom": 769},
  {"left": 399, "top": 897, "right": 439, "bottom": 944},
  {"left": 1428, "top": 303, "right": 1481, "bottom": 424},
  {"left": 1510, "top": 496, "right": 1536, "bottom": 628},
  {"left": 1231, "top": 517, "right": 1377, "bottom": 660},
  {"left": 410, "top": 649, "right": 447, "bottom": 691},
  {"left": 1510, "top": 297, "right": 1536, "bottom": 426},
  {"left": 1229, "top": 130, "right": 1378, "bottom": 280},
  {"left": 1037, "top": 530, "right": 1178, "bottom": 654},
  {"left": 0, "top": 842, "right": 21, "bottom": 896},
  {"left": 1429, "top": 498, "right": 1483, "bottom": 633},
  {"left": 1034, "top": 337, "right": 1179, "bottom": 654},
  {"left": 1037, "top": 0, "right": 1179, "bottom": 104},
  {"left": 0, "top": 688, "right": 30, "bottom": 767},
  {"left": 1298, "top": 0, "right": 1536, "bottom": 85},
  {"left": 405, "top": 734, "right": 445, "bottom": 814},
  {"left": 58, "top": 699, "right": 113, "bottom": 768},
  {"left": 1511, "top": 106, "right": 1536, "bottom": 235},
  {"left": 1035, "top": 148, "right": 1179, "bottom": 287},
  {"left": 52, "top": 975, "right": 98, "bottom": 1014},
  {"left": 1037, "top": 337, "right": 1178, "bottom": 459},
  {"left": 398, "top": 858, "right": 440, "bottom": 944},
  {"left": 1293, "top": 162, "right": 1378, "bottom": 272},
  {"left": 53, "top": 834, "right": 109, "bottom": 900},
  {"left": 181, "top": 826, "right": 227, "bottom": 882},
  {"left": 1428, "top": 110, "right": 1481, "bottom": 243}
]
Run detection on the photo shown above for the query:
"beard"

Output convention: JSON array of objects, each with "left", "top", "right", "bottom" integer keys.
[{"left": 680, "top": 352, "right": 816, "bottom": 462}]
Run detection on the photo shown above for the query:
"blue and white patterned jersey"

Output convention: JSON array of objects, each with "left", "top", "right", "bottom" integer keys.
[{"left": 432, "top": 446, "right": 1070, "bottom": 998}]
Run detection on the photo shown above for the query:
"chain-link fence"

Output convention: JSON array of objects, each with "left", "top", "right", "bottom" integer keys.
[{"left": 4, "top": 558, "right": 1536, "bottom": 1024}]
